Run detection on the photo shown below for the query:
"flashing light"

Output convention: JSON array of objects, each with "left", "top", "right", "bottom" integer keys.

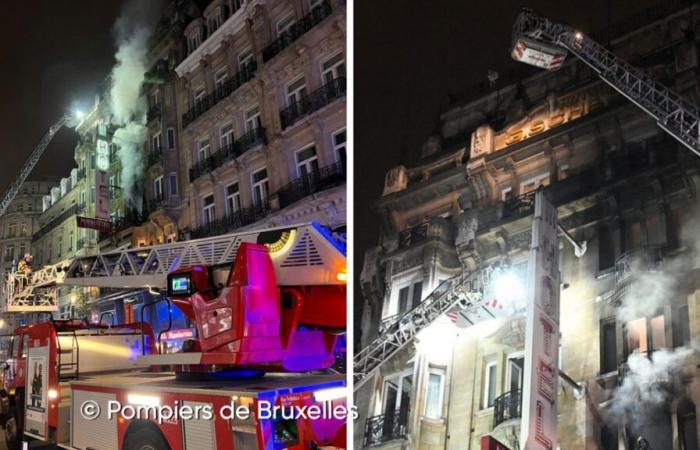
[
  {"left": 74, "top": 110, "right": 84, "bottom": 120},
  {"left": 336, "top": 269, "right": 347, "bottom": 283},
  {"left": 574, "top": 31, "right": 583, "bottom": 41},
  {"left": 48, "top": 388, "right": 58, "bottom": 400},
  {"left": 313, "top": 387, "right": 347, "bottom": 403},
  {"left": 267, "top": 229, "right": 297, "bottom": 257},
  {"left": 127, "top": 393, "right": 161, "bottom": 407}
]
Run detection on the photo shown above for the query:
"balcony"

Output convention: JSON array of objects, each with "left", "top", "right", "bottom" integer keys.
[
  {"left": 182, "top": 61, "right": 258, "bottom": 128},
  {"left": 189, "top": 127, "right": 267, "bottom": 182},
  {"left": 615, "top": 246, "right": 663, "bottom": 285},
  {"left": 190, "top": 203, "right": 271, "bottom": 239},
  {"left": 277, "top": 161, "right": 345, "bottom": 209},
  {"left": 493, "top": 389, "right": 522, "bottom": 428},
  {"left": 398, "top": 223, "right": 429, "bottom": 249},
  {"left": 363, "top": 407, "right": 409, "bottom": 447},
  {"left": 32, "top": 203, "right": 85, "bottom": 242},
  {"left": 148, "top": 147, "right": 164, "bottom": 167},
  {"left": 147, "top": 104, "right": 161, "bottom": 123},
  {"left": 262, "top": 0, "right": 333, "bottom": 62},
  {"left": 280, "top": 77, "right": 346, "bottom": 130}
]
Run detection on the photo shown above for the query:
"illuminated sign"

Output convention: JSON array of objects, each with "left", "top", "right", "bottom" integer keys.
[
  {"left": 76, "top": 216, "right": 112, "bottom": 233},
  {"left": 96, "top": 139, "right": 110, "bottom": 171},
  {"left": 520, "top": 190, "right": 560, "bottom": 450}
]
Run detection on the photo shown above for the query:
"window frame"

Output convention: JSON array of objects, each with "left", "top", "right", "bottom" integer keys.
[
  {"left": 332, "top": 128, "right": 346, "bottom": 165},
  {"left": 251, "top": 168, "right": 270, "bottom": 207},
  {"left": 482, "top": 360, "right": 498, "bottom": 410},
  {"left": 225, "top": 182, "right": 241, "bottom": 216},
  {"left": 321, "top": 52, "right": 346, "bottom": 84},
  {"left": 201, "top": 193, "right": 216, "bottom": 225},
  {"left": 424, "top": 367, "right": 446, "bottom": 420}
]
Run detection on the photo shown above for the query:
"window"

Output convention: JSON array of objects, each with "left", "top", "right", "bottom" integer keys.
[
  {"left": 20, "top": 222, "right": 28, "bottom": 237},
  {"left": 19, "top": 243, "right": 26, "bottom": 258},
  {"left": 231, "top": 0, "right": 243, "bottom": 13},
  {"left": 424, "top": 368, "right": 445, "bottom": 419},
  {"left": 198, "top": 140, "right": 211, "bottom": 162},
  {"left": 675, "top": 305, "right": 691, "bottom": 347},
  {"left": 520, "top": 173, "right": 550, "bottom": 194},
  {"left": 154, "top": 176, "right": 164, "bottom": 200},
  {"left": 397, "top": 281, "right": 423, "bottom": 315},
  {"left": 382, "top": 371, "right": 412, "bottom": 415},
  {"left": 187, "top": 31, "right": 202, "bottom": 54},
  {"left": 600, "top": 320, "right": 618, "bottom": 373},
  {"left": 483, "top": 361, "right": 497, "bottom": 409},
  {"left": 7, "top": 244, "right": 16, "bottom": 262},
  {"left": 245, "top": 106, "right": 261, "bottom": 132},
  {"left": 208, "top": 13, "right": 222, "bottom": 33},
  {"left": 166, "top": 128, "right": 175, "bottom": 150},
  {"left": 277, "top": 13, "right": 295, "bottom": 35},
  {"left": 287, "top": 77, "right": 307, "bottom": 106},
  {"left": 215, "top": 68, "right": 228, "bottom": 90},
  {"left": 506, "top": 356, "right": 524, "bottom": 393},
  {"left": 322, "top": 53, "right": 345, "bottom": 84},
  {"left": 152, "top": 133, "right": 162, "bottom": 152},
  {"left": 295, "top": 146, "right": 319, "bottom": 178},
  {"left": 624, "top": 314, "right": 666, "bottom": 359},
  {"left": 194, "top": 87, "right": 206, "bottom": 105},
  {"left": 251, "top": 169, "right": 269, "bottom": 207},
  {"left": 220, "top": 124, "right": 234, "bottom": 148},
  {"left": 168, "top": 173, "right": 178, "bottom": 196},
  {"left": 501, "top": 187, "right": 513, "bottom": 201},
  {"left": 225, "top": 182, "right": 241, "bottom": 216},
  {"left": 8, "top": 223, "right": 16, "bottom": 238},
  {"left": 149, "top": 90, "right": 160, "bottom": 109},
  {"left": 238, "top": 48, "right": 254, "bottom": 69},
  {"left": 202, "top": 194, "right": 215, "bottom": 225},
  {"left": 333, "top": 129, "right": 346, "bottom": 165}
]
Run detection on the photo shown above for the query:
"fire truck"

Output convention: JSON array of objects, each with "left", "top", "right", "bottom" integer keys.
[{"left": 1, "top": 222, "right": 348, "bottom": 450}]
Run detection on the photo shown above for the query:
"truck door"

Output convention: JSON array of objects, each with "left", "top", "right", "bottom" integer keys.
[{"left": 24, "top": 341, "right": 49, "bottom": 440}]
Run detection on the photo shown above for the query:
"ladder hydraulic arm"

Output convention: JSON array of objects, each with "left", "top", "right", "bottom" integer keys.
[
  {"left": 512, "top": 9, "right": 700, "bottom": 156},
  {"left": 0, "top": 114, "right": 76, "bottom": 217}
]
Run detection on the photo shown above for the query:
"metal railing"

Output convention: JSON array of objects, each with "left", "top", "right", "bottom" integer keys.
[
  {"left": 32, "top": 203, "right": 85, "bottom": 242},
  {"left": 190, "top": 203, "right": 271, "bottom": 239},
  {"left": 182, "top": 61, "right": 258, "bottom": 128},
  {"left": 493, "top": 389, "right": 522, "bottom": 428},
  {"left": 280, "top": 77, "right": 346, "bottom": 130},
  {"left": 262, "top": 0, "right": 333, "bottom": 62},
  {"left": 148, "top": 147, "right": 164, "bottom": 167},
  {"left": 278, "top": 161, "right": 346, "bottom": 209},
  {"left": 189, "top": 127, "right": 267, "bottom": 182},
  {"left": 363, "top": 406, "right": 409, "bottom": 447},
  {"left": 398, "top": 223, "right": 429, "bottom": 249},
  {"left": 614, "top": 246, "right": 663, "bottom": 285}
]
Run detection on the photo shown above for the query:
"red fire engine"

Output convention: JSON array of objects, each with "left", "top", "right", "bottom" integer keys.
[{"left": 1, "top": 223, "right": 348, "bottom": 450}]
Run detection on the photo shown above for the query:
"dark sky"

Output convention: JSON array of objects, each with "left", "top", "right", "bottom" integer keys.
[
  {"left": 354, "top": 0, "right": 672, "bottom": 300},
  {"left": 0, "top": 0, "right": 124, "bottom": 189}
]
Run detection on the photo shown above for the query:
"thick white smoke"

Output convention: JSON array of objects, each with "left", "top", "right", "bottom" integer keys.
[{"left": 108, "top": 0, "right": 162, "bottom": 208}]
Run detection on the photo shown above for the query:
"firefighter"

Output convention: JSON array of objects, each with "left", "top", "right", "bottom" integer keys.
[
  {"left": 17, "top": 254, "right": 32, "bottom": 276},
  {"left": 636, "top": 437, "right": 650, "bottom": 450}
]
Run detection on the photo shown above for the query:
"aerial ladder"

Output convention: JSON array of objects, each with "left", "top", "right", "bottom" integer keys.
[
  {"left": 354, "top": 7, "right": 699, "bottom": 390},
  {"left": 0, "top": 113, "right": 82, "bottom": 218}
]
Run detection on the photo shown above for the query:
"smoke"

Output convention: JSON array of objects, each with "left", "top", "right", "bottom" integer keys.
[
  {"left": 616, "top": 256, "right": 683, "bottom": 323},
  {"left": 107, "top": 0, "right": 162, "bottom": 208}
]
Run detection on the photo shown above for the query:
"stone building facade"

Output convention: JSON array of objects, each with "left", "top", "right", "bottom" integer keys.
[{"left": 358, "top": 5, "right": 700, "bottom": 450}]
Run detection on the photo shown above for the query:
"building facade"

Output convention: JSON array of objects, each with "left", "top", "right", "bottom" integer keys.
[{"left": 358, "top": 4, "right": 700, "bottom": 450}]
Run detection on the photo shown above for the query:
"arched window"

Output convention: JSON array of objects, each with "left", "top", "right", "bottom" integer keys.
[{"left": 678, "top": 397, "right": 699, "bottom": 450}]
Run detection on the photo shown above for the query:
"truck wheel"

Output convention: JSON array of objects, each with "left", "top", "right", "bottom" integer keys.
[
  {"left": 123, "top": 425, "right": 170, "bottom": 450},
  {"left": 5, "top": 391, "right": 23, "bottom": 450}
]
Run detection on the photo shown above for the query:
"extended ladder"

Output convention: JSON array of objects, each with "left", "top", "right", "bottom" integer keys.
[
  {"left": 512, "top": 8, "right": 700, "bottom": 155},
  {"left": 3, "top": 222, "right": 346, "bottom": 312}
]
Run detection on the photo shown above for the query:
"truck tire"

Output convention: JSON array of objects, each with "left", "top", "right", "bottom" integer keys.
[
  {"left": 123, "top": 425, "right": 170, "bottom": 450},
  {"left": 5, "top": 390, "right": 23, "bottom": 450}
]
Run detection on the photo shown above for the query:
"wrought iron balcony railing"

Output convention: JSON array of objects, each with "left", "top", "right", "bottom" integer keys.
[
  {"left": 182, "top": 61, "right": 258, "bottom": 128},
  {"left": 147, "top": 104, "right": 162, "bottom": 122},
  {"left": 614, "top": 246, "right": 663, "bottom": 285},
  {"left": 189, "top": 127, "right": 267, "bottom": 182},
  {"left": 32, "top": 203, "right": 85, "bottom": 242},
  {"left": 190, "top": 203, "right": 272, "bottom": 239},
  {"left": 262, "top": 0, "right": 332, "bottom": 62},
  {"left": 280, "top": 77, "right": 346, "bottom": 130},
  {"left": 277, "top": 161, "right": 345, "bottom": 209},
  {"left": 493, "top": 389, "right": 522, "bottom": 428},
  {"left": 148, "top": 147, "right": 164, "bottom": 167},
  {"left": 363, "top": 407, "right": 409, "bottom": 447}
]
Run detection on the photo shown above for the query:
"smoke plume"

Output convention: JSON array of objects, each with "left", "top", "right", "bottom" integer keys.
[{"left": 108, "top": 0, "right": 162, "bottom": 208}]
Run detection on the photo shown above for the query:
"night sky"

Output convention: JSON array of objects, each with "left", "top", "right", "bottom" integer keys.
[
  {"left": 354, "top": 0, "right": 674, "bottom": 308},
  {"left": 0, "top": 1, "right": 124, "bottom": 188}
]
